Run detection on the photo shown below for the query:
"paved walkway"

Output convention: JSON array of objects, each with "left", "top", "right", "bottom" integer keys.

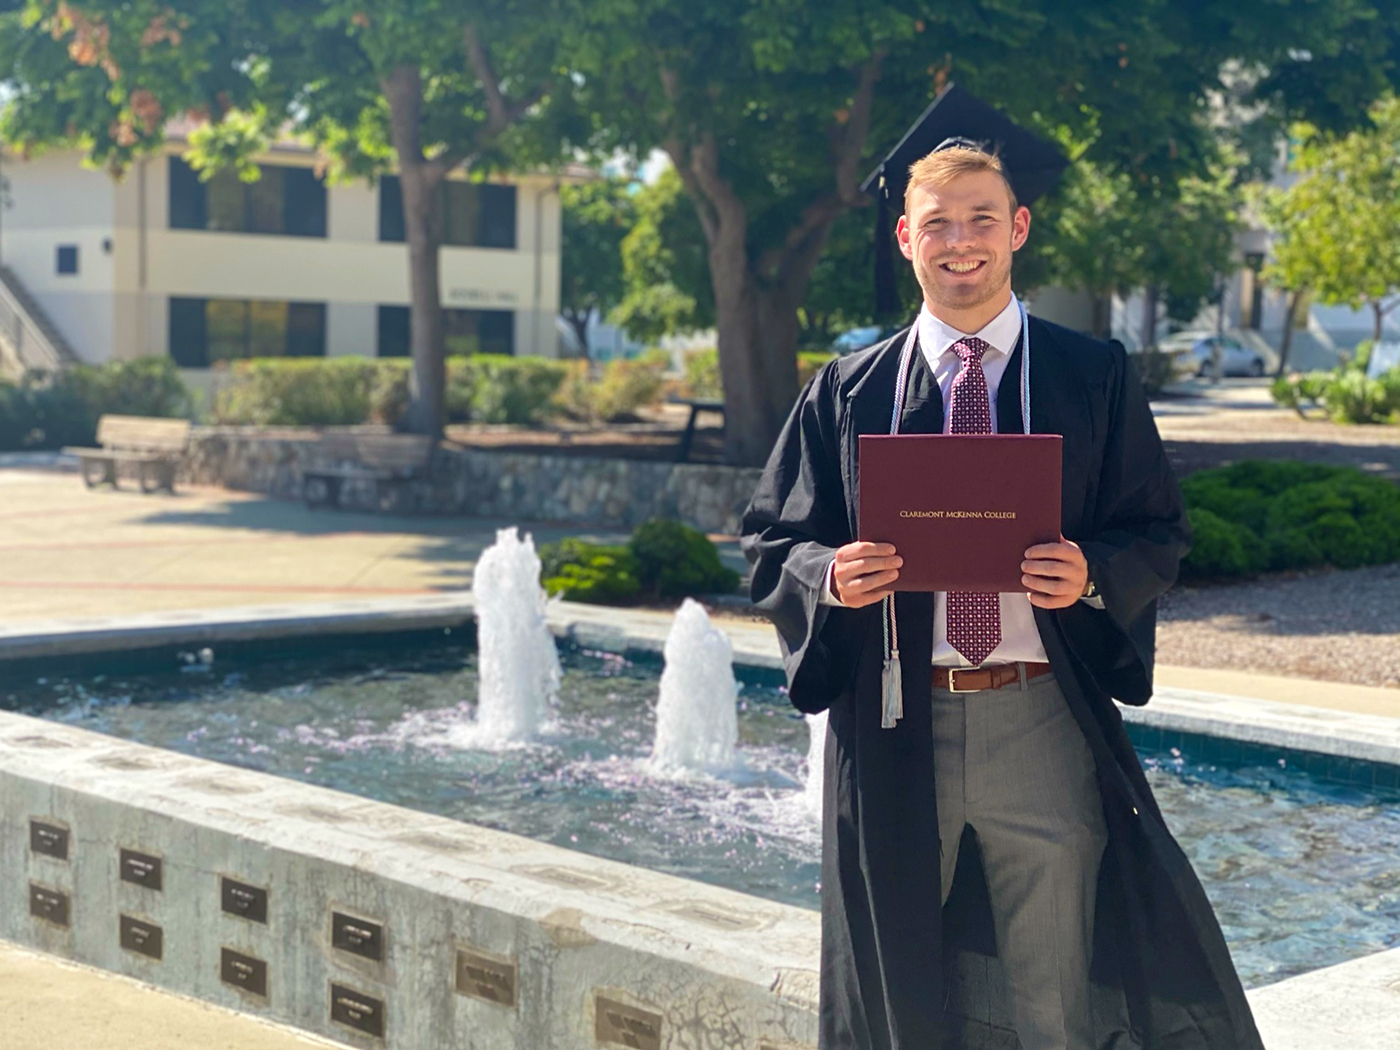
[{"left": 1, "top": 458, "right": 1397, "bottom": 1048}]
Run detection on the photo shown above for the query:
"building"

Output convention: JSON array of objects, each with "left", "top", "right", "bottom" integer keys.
[{"left": 0, "top": 132, "right": 571, "bottom": 377}]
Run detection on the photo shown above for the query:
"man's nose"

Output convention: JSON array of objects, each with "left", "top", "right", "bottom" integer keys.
[{"left": 943, "top": 222, "right": 976, "bottom": 248}]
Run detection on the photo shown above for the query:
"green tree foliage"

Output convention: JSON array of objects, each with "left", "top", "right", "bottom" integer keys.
[
  {"left": 1257, "top": 95, "right": 1400, "bottom": 359},
  {"left": 0, "top": 0, "right": 577, "bottom": 438},
  {"left": 560, "top": 177, "right": 637, "bottom": 356},
  {"left": 610, "top": 167, "right": 712, "bottom": 343}
]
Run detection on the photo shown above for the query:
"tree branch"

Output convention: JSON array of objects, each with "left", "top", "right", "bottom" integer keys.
[{"left": 462, "top": 24, "right": 511, "bottom": 134}]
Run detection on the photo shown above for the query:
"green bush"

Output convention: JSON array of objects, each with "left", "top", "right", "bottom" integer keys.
[
  {"left": 683, "top": 348, "right": 721, "bottom": 399},
  {"left": 1323, "top": 369, "right": 1396, "bottom": 424},
  {"left": 591, "top": 351, "right": 669, "bottom": 422},
  {"left": 1180, "top": 462, "right": 1400, "bottom": 579},
  {"left": 0, "top": 358, "right": 191, "bottom": 450},
  {"left": 212, "top": 358, "right": 379, "bottom": 426},
  {"left": 458, "top": 355, "right": 568, "bottom": 424},
  {"left": 628, "top": 517, "right": 740, "bottom": 597},
  {"left": 1271, "top": 361, "right": 1400, "bottom": 424},
  {"left": 1180, "top": 507, "right": 1267, "bottom": 580},
  {"left": 538, "top": 538, "right": 641, "bottom": 602}
]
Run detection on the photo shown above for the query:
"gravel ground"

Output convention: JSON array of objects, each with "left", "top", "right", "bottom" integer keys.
[{"left": 1157, "top": 563, "right": 1400, "bottom": 688}]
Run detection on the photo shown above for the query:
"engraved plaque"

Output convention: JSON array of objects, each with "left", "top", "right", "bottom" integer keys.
[
  {"left": 594, "top": 995, "right": 662, "bottom": 1050},
  {"left": 330, "top": 983, "right": 385, "bottom": 1037},
  {"left": 667, "top": 902, "right": 760, "bottom": 931},
  {"left": 518, "top": 864, "right": 611, "bottom": 891},
  {"left": 221, "top": 877, "right": 269, "bottom": 924},
  {"left": 455, "top": 948, "right": 517, "bottom": 1008},
  {"left": 120, "top": 915, "right": 163, "bottom": 960},
  {"left": 332, "top": 911, "right": 384, "bottom": 961},
  {"left": 220, "top": 948, "right": 268, "bottom": 997},
  {"left": 30, "top": 821, "right": 69, "bottom": 861},
  {"left": 120, "top": 849, "right": 163, "bottom": 891},
  {"left": 29, "top": 884, "right": 70, "bottom": 927}
]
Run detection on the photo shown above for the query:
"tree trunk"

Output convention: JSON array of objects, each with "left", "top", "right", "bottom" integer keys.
[
  {"left": 383, "top": 66, "right": 447, "bottom": 437},
  {"left": 1373, "top": 300, "right": 1384, "bottom": 344},
  {"left": 563, "top": 308, "right": 591, "bottom": 358},
  {"left": 1090, "top": 294, "right": 1112, "bottom": 340},
  {"left": 1140, "top": 283, "right": 1160, "bottom": 350},
  {"left": 1276, "top": 288, "right": 1303, "bottom": 378}
]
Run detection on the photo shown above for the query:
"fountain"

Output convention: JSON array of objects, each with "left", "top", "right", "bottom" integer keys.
[
  {"left": 649, "top": 599, "right": 738, "bottom": 774},
  {"left": 469, "top": 527, "right": 561, "bottom": 745},
  {"left": 803, "top": 711, "right": 827, "bottom": 820}
]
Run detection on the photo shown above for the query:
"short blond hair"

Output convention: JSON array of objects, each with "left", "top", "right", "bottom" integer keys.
[{"left": 904, "top": 146, "right": 1018, "bottom": 215}]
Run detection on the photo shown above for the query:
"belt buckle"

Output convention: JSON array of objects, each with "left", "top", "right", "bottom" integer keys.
[{"left": 948, "top": 667, "right": 981, "bottom": 693}]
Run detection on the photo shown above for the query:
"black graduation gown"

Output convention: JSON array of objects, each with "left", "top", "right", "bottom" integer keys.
[{"left": 741, "top": 317, "right": 1264, "bottom": 1050}]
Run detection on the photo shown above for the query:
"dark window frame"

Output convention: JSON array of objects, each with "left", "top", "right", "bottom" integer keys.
[
  {"left": 377, "top": 175, "right": 517, "bottom": 249},
  {"left": 169, "top": 296, "right": 327, "bottom": 367},
  {"left": 168, "top": 157, "right": 327, "bottom": 238},
  {"left": 56, "top": 245, "right": 79, "bottom": 275}
]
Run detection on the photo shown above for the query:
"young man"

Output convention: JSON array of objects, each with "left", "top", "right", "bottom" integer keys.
[{"left": 741, "top": 144, "right": 1262, "bottom": 1050}]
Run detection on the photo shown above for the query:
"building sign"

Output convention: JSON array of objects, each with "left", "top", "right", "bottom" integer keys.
[{"left": 446, "top": 287, "right": 521, "bottom": 307}]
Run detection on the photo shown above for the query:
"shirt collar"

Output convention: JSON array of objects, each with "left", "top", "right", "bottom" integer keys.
[{"left": 917, "top": 295, "right": 1022, "bottom": 362}]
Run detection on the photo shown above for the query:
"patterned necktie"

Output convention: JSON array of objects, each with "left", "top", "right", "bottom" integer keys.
[{"left": 946, "top": 337, "right": 1002, "bottom": 665}]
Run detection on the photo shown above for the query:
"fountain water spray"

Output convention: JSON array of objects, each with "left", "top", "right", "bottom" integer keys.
[
  {"left": 471, "top": 527, "right": 561, "bottom": 744},
  {"left": 803, "top": 710, "right": 827, "bottom": 820},
  {"left": 649, "top": 599, "right": 738, "bottom": 774}
]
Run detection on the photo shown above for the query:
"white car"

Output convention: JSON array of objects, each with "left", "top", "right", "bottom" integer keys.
[{"left": 1182, "top": 335, "right": 1266, "bottom": 377}]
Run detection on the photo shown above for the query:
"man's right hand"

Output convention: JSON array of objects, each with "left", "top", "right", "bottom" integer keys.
[{"left": 830, "top": 542, "right": 902, "bottom": 608}]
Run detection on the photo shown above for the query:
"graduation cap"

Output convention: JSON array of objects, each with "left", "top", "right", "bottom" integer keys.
[{"left": 861, "top": 83, "right": 1069, "bottom": 316}]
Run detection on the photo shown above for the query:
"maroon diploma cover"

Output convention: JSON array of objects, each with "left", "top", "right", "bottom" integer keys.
[{"left": 858, "top": 434, "right": 1063, "bottom": 592}]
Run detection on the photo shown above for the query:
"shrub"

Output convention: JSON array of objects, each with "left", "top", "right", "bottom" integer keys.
[
  {"left": 0, "top": 358, "right": 192, "bottom": 450},
  {"left": 1324, "top": 369, "right": 1395, "bottom": 424},
  {"left": 1180, "top": 460, "right": 1340, "bottom": 534},
  {"left": 1133, "top": 348, "right": 1190, "bottom": 397},
  {"left": 211, "top": 358, "right": 378, "bottom": 426},
  {"left": 682, "top": 348, "right": 721, "bottom": 399},
  {"left": 369, "top": 360, "right": 412, "bottom": 426},
  {"left": 458, "top": 355, "right": 568, "bottom": 424},
  {"left": 1180, "top": 507, "right": 1267, "bottom": 580},
  {"left": 591, "top": 351, "right": 669, "bottom": 422},
  {"left": 628, "top": 517, "right": 740, "bottom": 597},
  {"left": 1264, "top": 474, "right": 1400, "bottom": 569},
  {"left": 1271, "top": 363, "right": 1400, "bottom": 423},
  {"left": 538, "top": 538, "right": 641, "bottom": 602}
]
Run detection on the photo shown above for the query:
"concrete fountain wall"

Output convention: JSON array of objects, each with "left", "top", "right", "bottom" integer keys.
[{"left": 0, "top": 709, "right": 821, "bottom": 1050}]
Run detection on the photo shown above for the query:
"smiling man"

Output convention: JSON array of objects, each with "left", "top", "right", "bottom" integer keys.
[{"left": 742, "top": 143, "right": 1262, "bottom": 1050}]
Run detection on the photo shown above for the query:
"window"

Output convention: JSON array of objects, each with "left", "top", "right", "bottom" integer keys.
[
  {"left": 56, "top": 245, "right": 78, "bottom": 275},
  {"left": 377, "top": 305, "right": 515, "bottom": 357},
  {"left": 168, "top": 157, "right": 326, "bottom": 237},
  {"left": 378, "top": 175, "right": 517, "bottom": 248},
  {"left": 169, "top": 297, "right": 326, "bottom": 367}
]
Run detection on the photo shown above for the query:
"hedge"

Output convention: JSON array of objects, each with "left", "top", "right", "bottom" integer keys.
[
  {"left": 539, "top": 518, "right": 739, "bottom": 603},
  {"left": 1179, "top": 461, "right": 1400, "bottom": 580},
  {"left": 0, "top": 357, "right": 191, "bottom": 450},
  {"left": 682, "top": 348, "right": 836, "bottom": 399}
]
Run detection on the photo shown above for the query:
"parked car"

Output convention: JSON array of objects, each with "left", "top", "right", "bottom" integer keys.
[
  {"left": 831, "top": 325, "right": 900, "bottom": 355},
  {"left": 1173, "top": 334, "right": 1266, "bottom": 377}
]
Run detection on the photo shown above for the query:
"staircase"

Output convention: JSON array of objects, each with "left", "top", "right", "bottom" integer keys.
[{"left": 0, "top": 266, "right": 81, "bottom": 378}]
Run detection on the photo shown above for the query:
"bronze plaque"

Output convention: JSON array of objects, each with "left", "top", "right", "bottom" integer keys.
[
  {"left": 29, "top": 821, "right": 69, "bottom": 861},
  {"left": 29, "top": 884, "right": 70, "bottom": 927},
  {"left": 120, "top": 849, "right": 163, "bottom": 891},
  {"left": 120, "top": 915, "right": 163, "bottom": 960},
  {"left": 330, "top": 983, "right": 385, "bottom": 1038},
  {"left": 332, "top": 911, "right": 384, "bottom": 961},
  {"left": 455, "top": 948, "right": 517, "bottom": 1008},
  {"left": 220, "top": 948, "right": 268, "bottom": 998},
  {"left": 594, "top": 995, "right": 662, "bottom": 1050},
  {"left": 221, "top": 877, "right": 269, "bottom": 924},
  {"left": 666, "top": 902, "right": 760, "bottom": 931}
]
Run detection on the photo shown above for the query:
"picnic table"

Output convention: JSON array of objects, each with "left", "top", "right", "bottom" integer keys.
[
  {"left": 674, "top": 398, "right": 725, "bottom": 463},
  {"left": 301, "top": 432, "right": 435, "bottom": 512},
  {"left": 63, "top": 415, "right": 191, "bottom": 494}
]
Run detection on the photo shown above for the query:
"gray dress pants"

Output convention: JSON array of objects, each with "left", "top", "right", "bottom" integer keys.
[{"left": 933, "top": 671, "right": 1109, "bottom": 1050}]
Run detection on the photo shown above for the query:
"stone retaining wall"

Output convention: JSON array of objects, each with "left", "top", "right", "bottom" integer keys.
[{"left": 182, "top": 427, "right": 764, "bottom": 535}]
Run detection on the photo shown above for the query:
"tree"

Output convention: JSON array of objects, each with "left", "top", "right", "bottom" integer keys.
[
  {"left": 567, "top": 0, "right": 1400, "bottom": 463},
  {"left": 1258, "top": 94, "right": 1400, "bottom": 369},
  {"left": 560, "top": 176, "right": 636, "bottom": 357},
  {"left": 0, "top": 0, "right": 576, "bottom": 436}
]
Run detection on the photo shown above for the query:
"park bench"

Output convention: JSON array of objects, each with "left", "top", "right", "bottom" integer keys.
[
  {"left": 64, "top": 414, "right": 191, "bottom": 494},
  {"left": 674, "top": 398, "right": 725, "bottom": 463},
  {"left": 301, "top": 431, "right": 435, "bottom": 512}
]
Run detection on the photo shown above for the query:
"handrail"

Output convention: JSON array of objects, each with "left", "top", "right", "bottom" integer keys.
[{"left": 0, "top": 268, "right": 76, "bottom": 375}]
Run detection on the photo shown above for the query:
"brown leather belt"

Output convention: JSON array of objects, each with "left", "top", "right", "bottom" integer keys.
[{"left": 933, "top": 662, "right": 1053, "bottom": 693}]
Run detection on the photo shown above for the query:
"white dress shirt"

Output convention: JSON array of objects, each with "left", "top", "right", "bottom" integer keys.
[{"left": 821, "top": 296, "right": 1079, "bottom": 666}]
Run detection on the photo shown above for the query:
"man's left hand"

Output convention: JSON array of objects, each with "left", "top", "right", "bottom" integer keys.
[{"left": 1022, "top": 538, "right": 1089, "bottom": 609}]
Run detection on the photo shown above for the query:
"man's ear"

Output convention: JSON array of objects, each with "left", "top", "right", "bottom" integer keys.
[
  {"left": 1011, "top": 206, "right": 1031, "bottom": 252},
  {"left": 896, "top": 214, "right": 915, "bottom": 261}
]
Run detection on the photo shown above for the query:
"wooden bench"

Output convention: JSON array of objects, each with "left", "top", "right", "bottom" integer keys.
[
  {"left": 63, "top": 415, "right": 191, "bottom": 494},
  {"left": 674, "top": 398, "right": 725, "bottom": 462},
  {"left": 302, "top": 432, "right": 435, "bottom": 512}
]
